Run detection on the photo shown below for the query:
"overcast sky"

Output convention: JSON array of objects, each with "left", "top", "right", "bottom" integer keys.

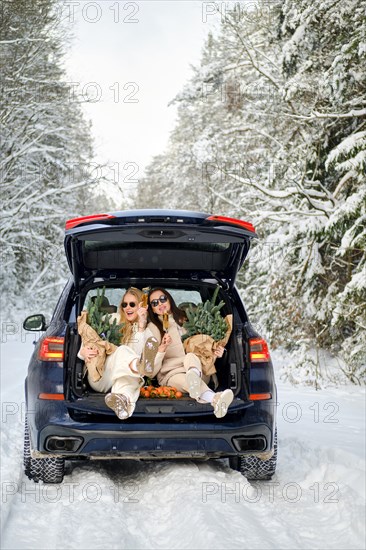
[{"left": 64, "top": 1, "right": 218, "bottom": 196}]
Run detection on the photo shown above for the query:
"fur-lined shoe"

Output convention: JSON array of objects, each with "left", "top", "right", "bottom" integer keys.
[
  {"left": 105, "top": 393, "right": 134, "bottom": 420},
  {"left": 137, "top": 337, "right": 159, "bottom": 375},
  {"left": 212, "top": 389, "right": 234, "bottom": 418}
]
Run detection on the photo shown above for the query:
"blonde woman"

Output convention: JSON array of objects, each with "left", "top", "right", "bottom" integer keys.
[{"left": 79, "top": 287, "right": 159, "bottom": 420}]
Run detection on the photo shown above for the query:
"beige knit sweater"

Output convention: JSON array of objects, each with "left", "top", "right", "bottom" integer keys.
[{"left": 148, "top": 314, "right": 192, "bottom": 386}]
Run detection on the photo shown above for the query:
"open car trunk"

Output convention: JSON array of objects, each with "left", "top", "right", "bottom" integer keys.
[
  {"left": 64, "top": 279, "right": 251, "bottom": 420},
  {"left": 63, "top": 210, "right": 257, "bottom": 420}
]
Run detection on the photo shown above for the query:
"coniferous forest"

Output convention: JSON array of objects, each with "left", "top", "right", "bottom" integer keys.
[
  {"left": 1, "top": 0, "right": 365, "bottom": 384},
  {"left": 133, "top": 0, "right": 366, "bottom": 384},
  {"left": 0, "top": 0, "right": 112, "bottom": 314}
]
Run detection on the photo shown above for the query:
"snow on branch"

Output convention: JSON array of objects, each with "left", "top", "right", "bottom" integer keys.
[
  {"left": 282, "top": 109, "right": 366, "bottom": 121},
  {"left": 325, "top": 131, "right": 366, "bottom": 169}
]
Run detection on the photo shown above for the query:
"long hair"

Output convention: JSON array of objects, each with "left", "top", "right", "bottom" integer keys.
[
  {"left": 148, "top": 288, "right": 186, "bottom": 338},
  {"left": 118, "top": 287, "right": 144, "bottom": 345}
]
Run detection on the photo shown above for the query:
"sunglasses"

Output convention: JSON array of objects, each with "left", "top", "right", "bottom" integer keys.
[
  {"left": 150, "top": 295, "right": 168, "bottom": 308},
  {"left": 122, "top": 301, "right": 137, "bottom": 308}
]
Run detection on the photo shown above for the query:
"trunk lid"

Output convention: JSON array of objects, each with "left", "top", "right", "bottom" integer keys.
[{"left": 64, "top": 210, "right": 257, "bottom": 289}]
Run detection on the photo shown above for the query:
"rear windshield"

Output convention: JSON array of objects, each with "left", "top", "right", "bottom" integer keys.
[
  {"left": 82, "top": 241, "right": 232, "bottom": 271},
  {"left": 84, "top": 241, "right": 231, "bottom": 253},
  {"left": 83, "top": 287, "right": 202, "bottom": 313}
]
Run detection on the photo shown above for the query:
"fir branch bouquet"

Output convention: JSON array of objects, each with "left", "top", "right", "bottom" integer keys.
[
  {"left": 182, "top": 286, "right": 228, "bottom": 342},
  {"left": 86, "top": 287, "right": 124, "bottom": 346},
  {"left": 182, "top": 286, "right": 233, "bottom": 377},
  {"left": 77, "top": 287, "right": 124, "bottom": 382}
]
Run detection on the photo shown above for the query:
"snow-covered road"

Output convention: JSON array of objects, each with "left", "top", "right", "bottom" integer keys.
[{"left": 1, "top": 338, "right": 365, "bottom": 550}]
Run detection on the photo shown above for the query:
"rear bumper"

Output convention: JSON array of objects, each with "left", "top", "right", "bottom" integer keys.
[
  {"left": 37, "top": 422, "right": 274, "bottom": 459},
  {"left": 28, "top": 394, "right": 276, "bottom": 459}
]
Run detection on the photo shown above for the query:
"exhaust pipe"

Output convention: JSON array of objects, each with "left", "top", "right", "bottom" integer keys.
[
  {"left": 232, "top": 436, "right": 267, "bottom": 452},
  {"left": 45, "top": 436, "right": 83, "bottom": 453}
]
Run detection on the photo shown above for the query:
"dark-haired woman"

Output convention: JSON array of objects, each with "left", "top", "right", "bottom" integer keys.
[{"left": 147, "top": 288, "right": 233, "bottom": 418}]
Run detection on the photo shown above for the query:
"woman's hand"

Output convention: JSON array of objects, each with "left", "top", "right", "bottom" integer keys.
[
  {"left": 80, "top": 345, "right": 99, "bottom": 362},
  {"left": 137, "top": 302, "right": 148, "bottom": 330},
  {"left": 214, "top": 345, "right": 225, "bottom": 358},
  {"left": 158, "top": 333, "right": 171, "bottom": 353}
]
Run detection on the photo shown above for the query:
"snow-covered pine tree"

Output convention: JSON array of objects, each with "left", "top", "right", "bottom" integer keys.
[
  {"left": 0, "top": 0, "right": 108, "bottom": 319},
  {"left": 267, "top": 0, "right": 366, "bottom": 382},
  {"left": 132, "top": 0, "right": 365, "bottom": 383}
]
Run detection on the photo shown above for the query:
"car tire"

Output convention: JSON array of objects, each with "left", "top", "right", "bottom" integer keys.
[
  {"left": 24, "top": 416, "right": 65, "bottom": 484},
  {"left": 229, "top": 428, "right": 278, "bottom": 480}
]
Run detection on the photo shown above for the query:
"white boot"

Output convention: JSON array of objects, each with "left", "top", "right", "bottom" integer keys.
[
  {"left": 105, "top": 393, "right": 135, "bottom": 420},
  {"left": 136, "top": 337, "right": 159, "bottom": 375},
  {"left": 212, "top": 389, "right": 234, "bottom": 418},
  {"left": 186, "top": 368, "right": 201, "bottom": 399}
]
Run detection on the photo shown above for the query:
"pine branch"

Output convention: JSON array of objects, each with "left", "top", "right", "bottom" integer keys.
[
  {"left": 183, "top": 286, "right": 227, "bottom": 341},
  {"left": 87, "top": 287, "right": 124, "bottom": 346}
]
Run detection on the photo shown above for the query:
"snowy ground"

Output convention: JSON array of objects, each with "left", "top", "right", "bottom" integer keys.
[{"left": 0, "top": 336, "right": 365, "bottom": 550}]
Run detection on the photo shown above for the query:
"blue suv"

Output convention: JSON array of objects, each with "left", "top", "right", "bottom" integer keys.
[{"left": 23, "top": 209, "right": 277, "bottom": 483}]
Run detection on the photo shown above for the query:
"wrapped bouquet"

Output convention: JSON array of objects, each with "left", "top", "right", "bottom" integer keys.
[
  {"left": 182, "top": 286, "right": 232, "bottom": 377},
  {"left": 77, "top": 288, "right": 124, "bottom": 382}
]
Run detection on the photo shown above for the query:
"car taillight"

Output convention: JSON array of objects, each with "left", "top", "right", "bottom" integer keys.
[
  {"left": 39, "top": 337, "right": 64, "bottom": 361},
  {"left": 206, "top": 215, "right": 256, "bottom": 234},
  {"left": 65, "top": 213, "right": 116, "bottom": 230},
  {"left": 39, "top": 393, "right": 65, "bottom": 400},
  {"left": 248, "top": 393, "right": 272, "bottom": 400},
  {"left": 249, "top": 338, "right": 270, "bottom": 362}
]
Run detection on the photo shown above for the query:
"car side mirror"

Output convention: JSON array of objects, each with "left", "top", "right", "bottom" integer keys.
[{"left": 23, "top": 314, "right": 47, "bottom": 331}]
